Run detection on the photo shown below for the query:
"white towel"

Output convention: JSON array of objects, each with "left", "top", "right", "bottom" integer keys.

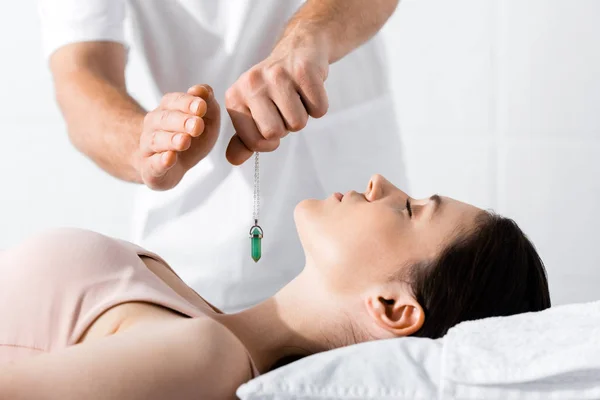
[
  {"left": 238, "top": 301, "right": 600, "bottom": 400},
  {"left": 441, "top": 300, "right": 600, "bottom": 400}
]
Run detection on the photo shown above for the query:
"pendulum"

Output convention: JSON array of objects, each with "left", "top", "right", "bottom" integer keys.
[
  {"left": 250, "top": 223, "right": 263, "bottom": 263},
  {"left": 249, "top": 152, "right": 263, "bottom": 262}
]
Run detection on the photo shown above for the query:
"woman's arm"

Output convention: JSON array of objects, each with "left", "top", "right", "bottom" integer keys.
[{"left": 0, "top": 318, "right": 251, "bottom": 400}]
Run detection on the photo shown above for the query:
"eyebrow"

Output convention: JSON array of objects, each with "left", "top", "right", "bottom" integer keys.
[{"left": 430, "top": 194, "right": 442, "bottom": 216}]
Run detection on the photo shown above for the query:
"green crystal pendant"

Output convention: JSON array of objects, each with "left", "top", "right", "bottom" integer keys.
[{"left": 249, "top": 222, "right": 263, "bottom": 263}]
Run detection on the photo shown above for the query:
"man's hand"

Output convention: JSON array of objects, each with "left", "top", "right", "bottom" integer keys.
[
  {"left": 225, "top": 35, "right": 330, "bottom": 165},
  {"left": 138, "top": 84, "right": 221, "bottom": 190}
]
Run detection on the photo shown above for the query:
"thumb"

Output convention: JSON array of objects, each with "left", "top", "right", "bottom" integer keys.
[{"left": 226, "top": 134, "right": 253, "bottom": 166}]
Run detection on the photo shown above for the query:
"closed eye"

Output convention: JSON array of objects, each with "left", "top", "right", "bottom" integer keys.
[{"left": 406, "top": 199, "right": 412, "bottom": 218}]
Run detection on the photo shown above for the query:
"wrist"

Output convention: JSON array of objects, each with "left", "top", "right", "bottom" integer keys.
[
  {"left": 276, "top": 22, "right": 332, "bottom": 63},
  {"left": 130, "top": 151, "right": 144, "bottom": 184},
  {"left": 130, "top": 116, "right": 146, "bottom": 185}
]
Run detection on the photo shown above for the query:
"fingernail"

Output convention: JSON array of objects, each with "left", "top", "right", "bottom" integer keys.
[
  {"left": 190, "top": 99, "right": 201, "bottom": 114},
  {"left": 174, "top": 134, "right": 185, "bottom": 146},
  {"left": 185, "top": 118, "right": 197, "bottom": 133}
]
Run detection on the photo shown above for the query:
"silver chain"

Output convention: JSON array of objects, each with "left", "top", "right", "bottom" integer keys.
[{"left": 253, "top": 152, "right": 260, "bottom": 223}]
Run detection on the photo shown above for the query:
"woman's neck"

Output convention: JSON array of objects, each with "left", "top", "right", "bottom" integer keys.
[{"left": 212, "top": 270, "right": 342, "bottom": 374}]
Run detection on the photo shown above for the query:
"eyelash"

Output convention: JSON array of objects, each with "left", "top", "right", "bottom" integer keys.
[{"left": 406, "top": 199, "right": 412, "bottom": 218}]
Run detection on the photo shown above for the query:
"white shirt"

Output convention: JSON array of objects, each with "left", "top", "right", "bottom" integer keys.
[{"left": 39, "top": 0, "right": 407, "bottom": 312}]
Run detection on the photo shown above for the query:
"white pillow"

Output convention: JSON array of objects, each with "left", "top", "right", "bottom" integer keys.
[
  {"left": 237, "top": 301, "right": 600, "bottom": 400},
  {"left": 236, "top": 337, "right": 442, "bottom": 400},
  {"left": 441, "top": 300, "right": 600, "bottom": 400}
]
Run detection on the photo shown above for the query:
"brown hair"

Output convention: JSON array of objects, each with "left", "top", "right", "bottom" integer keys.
[{"left": 410, "top": 212, "right": 551, "bottom": 339}]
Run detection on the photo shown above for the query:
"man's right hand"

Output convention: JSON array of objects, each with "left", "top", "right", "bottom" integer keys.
[{"left": 138, "top": 84, "right": 221, "bottom": 191}]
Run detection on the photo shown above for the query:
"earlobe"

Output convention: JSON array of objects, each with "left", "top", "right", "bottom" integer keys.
[{"left": 365, "top": 293, "right": 425, "bottom": 337}]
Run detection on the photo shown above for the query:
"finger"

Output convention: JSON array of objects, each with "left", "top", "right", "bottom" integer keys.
[
  {"left": 146, "top": 151, "right": 177, "bottom": 178},
  {"left": 187, "top": 84, "right": 213, "bottom": 97},
  {"left": 227, "top": 107, "right": 280, "bottom": 153},
  {"left": 160, "top": 92, "right": 207, "bottom": 117},
  {"left": 141, "top": 130, "right": 191, "bottom": 155},
  {"left": 226, "top": 134, "right": 253, "bottom": 166},
  {"left": 187, "top": 84, "right": 214, "bottom": 105},
  {"left": 269, "top": 80, "right": 309, "bottom": 132},
  {"left": 295, "top": 65, "right": 329, "bottom": 118},
  {"left": 148, "top": 110, "right": 205, "bottom": 137},
  {"left": 247, "top": 96, "right": 287, "bottom": 141},
  {"left": 188, "top": 84, "right": 221, "bottom": 125}
]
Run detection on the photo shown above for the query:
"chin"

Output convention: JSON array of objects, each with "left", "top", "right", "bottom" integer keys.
[
  {"left": 294, "top": 198, "right": 320, "bottom": 222},
  {"left": 294, "top": 199, "right": 322, "bottom": 246}
]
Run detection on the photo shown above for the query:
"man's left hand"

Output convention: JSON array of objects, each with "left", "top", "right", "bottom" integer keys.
[{"left": 225, "top": 35, "right": 330, "bottom": 165}]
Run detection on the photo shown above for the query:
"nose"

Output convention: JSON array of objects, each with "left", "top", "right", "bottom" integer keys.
[{"left": 366, "top": 174, "right": 407, "bottom": 201}]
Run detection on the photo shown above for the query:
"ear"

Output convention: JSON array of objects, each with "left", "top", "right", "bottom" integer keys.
[{"left": 364, "top": 289, "right": 424, "bottom": 337}]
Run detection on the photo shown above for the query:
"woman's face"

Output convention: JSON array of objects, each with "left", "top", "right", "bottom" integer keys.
[{"left": 294, "top": 174, "right": 482, "bottom": 293}]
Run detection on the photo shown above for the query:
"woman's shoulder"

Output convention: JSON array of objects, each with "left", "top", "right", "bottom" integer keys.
[
  {"left": 183, "top": 317, "right": 256, "bottom": 395},
  {"left": 10, "top": 227, "right": 129, "bottom": 257},
  {"left": 3, "top": 228, "right": 140, "bottom": 276}
]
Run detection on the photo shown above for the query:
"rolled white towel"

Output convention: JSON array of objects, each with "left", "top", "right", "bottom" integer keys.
[{"left": 442, "top": 300, "right": 600, "bottom": 400}]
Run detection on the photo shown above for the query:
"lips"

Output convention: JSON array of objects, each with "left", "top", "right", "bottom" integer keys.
[{"left": 333, "top": 192, "right": 344, "bottom": 202}]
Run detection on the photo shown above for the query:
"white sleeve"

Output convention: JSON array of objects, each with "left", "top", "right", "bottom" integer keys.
[{"left": 38, "top": 0, "right": 126, "bottom": 59}]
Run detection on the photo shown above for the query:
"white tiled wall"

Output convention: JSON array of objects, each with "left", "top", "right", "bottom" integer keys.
[
  {"left": 0, "top": 1, "right": 597, "bottom": 305},
  {"left": 384, "top": 0, "right": 600, "bottom": 305}
]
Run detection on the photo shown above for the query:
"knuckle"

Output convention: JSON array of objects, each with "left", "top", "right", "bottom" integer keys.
[
  {"left": 288, "top": 115, "right": 308, "bottom": 132},
  {"left": 263, "top": 139, "right": 280, "bottom": 153},
  {"left": 265, "top": 65, "right": 287, "bottom": 85},
  {"left": 293, "top": 61, "right": 311, "bottom": 83},
  {"left": 288, "top": 121, "right": 302, "bottom": 132},
  {"left": 245, "top": 68, "right": 264, "bottom": 91},
  {"left": 262, "top": 126, "right": 284, "bottom": 141},
  {"left": 225, "top": 87, "right": 239, "bottom": 107},
  {"left": 149, "top": 158, "right": 161, "bottom": 176},
  {"left": 313, "top": 101, "right": 329, "bottom": 118},
  {"left": 159, "top": 110, "right": 170, "bottom": 124},
  {"left": 150, "top": 130, "right": 159, "bottom": 149},
  {"left": 172, "top": 92, "right": 186, "bottom": 106}
]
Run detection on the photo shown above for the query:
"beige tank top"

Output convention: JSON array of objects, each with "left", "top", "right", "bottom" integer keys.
[{"left": 0, "top": 228, "right": 259, "bottom": 378}]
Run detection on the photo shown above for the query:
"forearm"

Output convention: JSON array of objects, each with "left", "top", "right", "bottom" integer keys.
[
  {"left": 281, "top": 0, "right": 399, "bottom": 63},
  {"left": 51, "top": 44, "right": 146, "bottom": 183}
]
